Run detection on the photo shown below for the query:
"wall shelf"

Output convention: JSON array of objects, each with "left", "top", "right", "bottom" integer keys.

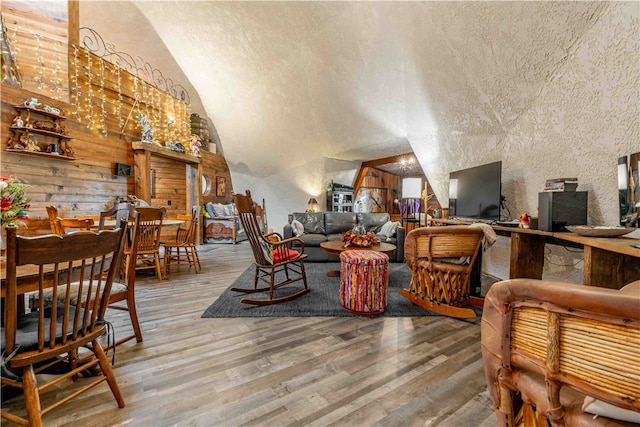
[
  {"left": 4, "top": 148, "right": 76, "bottom": 160},
  {"left": 132, "top": 141, "right": 201, "bottom": 164},
  {"left": 8, "top": 104, "right": 72, "bottom": 157}
]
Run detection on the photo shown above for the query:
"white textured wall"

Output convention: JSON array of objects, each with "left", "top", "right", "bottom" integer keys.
[{"left": 410, "top": 2, "right": 639, "bottom": 282}]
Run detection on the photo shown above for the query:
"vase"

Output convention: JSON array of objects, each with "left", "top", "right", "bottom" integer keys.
[{"left": 353, "top": 224, "right": 365, "bottom": 235}]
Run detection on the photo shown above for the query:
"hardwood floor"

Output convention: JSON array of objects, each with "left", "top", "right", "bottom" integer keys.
[{"left": 2, "top": 243, "right": 498, "bottom": 426}]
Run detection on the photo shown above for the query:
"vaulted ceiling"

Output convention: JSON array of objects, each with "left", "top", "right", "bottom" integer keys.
[{"left": 81, "top": 1, "right": 607, "bottom": 179}]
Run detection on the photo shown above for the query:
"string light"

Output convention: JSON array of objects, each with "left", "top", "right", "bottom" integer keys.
[
  {"left": 3, "top": 24, "right": 194, "bottom": 144},
  {"left": 86, "top": 48, "right": 95, "bottom": 129},
  {"left": 34, "top": 33, "right": 44, "bottom": 89},
  {"left": 116, "top": 64, "right": 123, "bottom": 129},
  {"left": 71, "top": 45, "right": 81, "bottom": 121},
  {"left": 98, "top": 57, "right": 107, "bottom": 135},
  {"left": 50, "top": 41, "right": 63, "bottom": 98}
]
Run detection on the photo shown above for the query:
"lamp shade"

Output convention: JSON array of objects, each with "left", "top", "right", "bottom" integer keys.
[
  {"left": 618, "top": 157, "right": 628, "bottom": 190},
  {"left": 449, "top": 178, "right": 459, "bottom": 199},
  {"left": 308, "top": 198, "right": 318, "bottom": 205},
  {"left": 402, "top": 177, "right": 422, "bottom": 199}
]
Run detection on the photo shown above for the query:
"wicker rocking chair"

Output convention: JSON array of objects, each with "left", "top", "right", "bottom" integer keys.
[
  {"left": 232, "top": 190, "right": 310, "bottom": 305},
  {"left": 401, "top": 225, "right": 483, "bottom": 318}
]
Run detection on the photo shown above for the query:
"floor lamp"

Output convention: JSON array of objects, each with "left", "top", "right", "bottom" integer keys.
[{"left": 402, "top": 177, "right": 422, "bottom": 228}]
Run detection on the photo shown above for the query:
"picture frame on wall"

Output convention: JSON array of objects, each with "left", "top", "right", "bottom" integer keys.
[{"left": 216, "top": 176, "right": 226, "bottom": 197}]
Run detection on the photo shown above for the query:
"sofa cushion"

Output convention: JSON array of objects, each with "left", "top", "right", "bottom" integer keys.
[
  {"left": 293, "top": 212, "right": 325, "bottom": 234},
  {"left": 325, "top": 212, "right": 356, "bottom": 234},
  {"left": 357, "top": 213, "right": 390, "bottom": 233},
  {"left": 273, "top": 248, "right": 301, "bottom": 264},
  {"left": 296, "top": 233, "right": 327, "bottom": 247}
]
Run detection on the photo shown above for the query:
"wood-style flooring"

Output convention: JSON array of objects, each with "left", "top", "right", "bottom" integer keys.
[{"left": 1, "top": 243, "right": 498, "bottom": 426}]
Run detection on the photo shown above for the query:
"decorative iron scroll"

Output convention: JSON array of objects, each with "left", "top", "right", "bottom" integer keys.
[{"left": 80, "top": 27, "right": 191, "bottom": 104}]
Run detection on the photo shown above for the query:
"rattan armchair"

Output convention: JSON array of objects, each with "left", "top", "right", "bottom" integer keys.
[
  {"left": 481, "top": 278, "right": 640, "bottom": 426},
  {"left": 401, "top": 225, "right": 483, "bottom": 318}
]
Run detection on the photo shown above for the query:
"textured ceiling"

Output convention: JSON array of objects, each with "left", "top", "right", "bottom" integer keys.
[{"left": 83, "top": 1, "right": 606, "bottom": 177}]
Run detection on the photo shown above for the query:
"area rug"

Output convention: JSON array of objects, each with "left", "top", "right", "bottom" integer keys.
[{"left": 202, "top": 262, "right": 481, "bottom": 318}]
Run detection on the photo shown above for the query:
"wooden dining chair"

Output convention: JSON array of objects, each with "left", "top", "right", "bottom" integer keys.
[
  {"left": 1, "top": 223, "right": 128, "bottom": 427},
  {"left": 38, "top": 210, "right": 144, "bottom": 346},
  {"left": 231, "top": 190, "right": 310, "bottom": 305},
  {"left": 46, "top": 205, "right": 94, "bottom": 235},
  {"left": 98, "top": 202, "right": 135, "bottom": 230},
  {"left": 162, "top": 205, "right": 202, "bottom": 274},
  {"left": 124, "top": 206, "right": 164, "bottom": 281}
]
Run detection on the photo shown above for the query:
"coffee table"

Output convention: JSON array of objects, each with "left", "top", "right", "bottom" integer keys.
[{"left": 320, "top": 240, "right": 397, "bottom": 277}]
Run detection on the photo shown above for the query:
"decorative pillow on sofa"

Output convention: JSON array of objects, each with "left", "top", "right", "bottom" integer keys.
[
  {"left": 205, "top": 203, "right": 228, "bottom": 217},
  {"left": 223, "top": 203, "right": 235, "bottom": 217},
  {"left": 291, "top": 219, "right": 304, "bottom": 237},
  {"left": 380, "top": 221, "right": 400, "bottom": 238}
]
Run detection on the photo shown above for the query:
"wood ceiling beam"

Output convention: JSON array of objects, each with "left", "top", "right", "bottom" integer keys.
[{"left": 352, "top": 153, "right": 416, "bottom": 196}]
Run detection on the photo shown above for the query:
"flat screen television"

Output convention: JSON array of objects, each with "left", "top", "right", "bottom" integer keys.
[{"left": 449, "top": 161, "right": 502, "bottom": 221}]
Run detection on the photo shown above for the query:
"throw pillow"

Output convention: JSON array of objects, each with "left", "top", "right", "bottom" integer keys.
[
  {"left": 223, "top": 203, "right": 235, "bottom": 216},
  {"left": 204, "top": 203, "right": 217, "bottom": 218},
  {"left": 212, "top": 203, "right": 227, "bottom": 217},
  {"left": 259, "top": 239, "right": 274, "bottom": 264},
  {"left": 291, "top": 219, "right": 304, "bottom": 237},
  {"left": 380, "top": 221, "right": 400, "bottom": 238}
]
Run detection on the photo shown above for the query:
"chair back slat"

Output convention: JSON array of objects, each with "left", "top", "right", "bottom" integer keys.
[{"left": 4, "top": 222, "right": 127, "bottom": 359}]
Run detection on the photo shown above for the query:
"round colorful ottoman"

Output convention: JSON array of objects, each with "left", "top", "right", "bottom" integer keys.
[{"left": 339, "top": 250, "right": 389, "bottom": 315}]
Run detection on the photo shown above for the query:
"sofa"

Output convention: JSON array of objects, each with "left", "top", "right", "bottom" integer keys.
[{"left": 282, "top": 212, "right": 405, "bottom": 262}]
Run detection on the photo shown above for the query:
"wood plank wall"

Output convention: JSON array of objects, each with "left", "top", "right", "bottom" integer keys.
[
  {"left": 0, "top": 1, "right": 233, "bottom": 240},
  {"left": 1, "top": 0, "right": 70, "bottom": 102},
  {"left": 357, "top": 167, "right": 441, "bottom": 216}
]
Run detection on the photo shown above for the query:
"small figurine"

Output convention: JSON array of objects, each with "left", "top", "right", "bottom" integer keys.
[
  {"left": 136, "top": 112, "right": 154, "bottom": 143},
  {"left": 11, "top": 115, "right": 24, "bottom": 127},
  {"left": 519, "top": 212, "right": 531, "bottom": 229},
  {"left": 25, "top": 135, "right": 41, "bottom": 152},
  {"left": 189, "top": 134, "right": 202, "bottom": 157}
]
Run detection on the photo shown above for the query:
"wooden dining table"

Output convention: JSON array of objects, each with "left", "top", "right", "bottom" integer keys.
[{"left": 98, "top": 218, "right": 185, "bottom": 228}]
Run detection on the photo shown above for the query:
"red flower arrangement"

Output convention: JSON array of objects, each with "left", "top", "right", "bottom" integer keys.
[{"left": 341, "top": 229, "right": 380, "bottom": 247}]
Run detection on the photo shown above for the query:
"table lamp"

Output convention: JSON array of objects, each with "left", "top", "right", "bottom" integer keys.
[{"left": 307, "top": 198, "right": 318, "bottom": 213}]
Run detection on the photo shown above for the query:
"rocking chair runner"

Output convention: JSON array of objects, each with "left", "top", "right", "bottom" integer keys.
[
  {"left": 232, "top": 190, "right": 310, "bottom": 305},
  {"left": 401, "top": 225, "right": 483, "bottom": 318}
]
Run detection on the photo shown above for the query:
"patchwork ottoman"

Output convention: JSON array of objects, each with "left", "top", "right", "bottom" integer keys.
[{"left": 339, "top": 250, "right": 389, "bottom": 315}]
